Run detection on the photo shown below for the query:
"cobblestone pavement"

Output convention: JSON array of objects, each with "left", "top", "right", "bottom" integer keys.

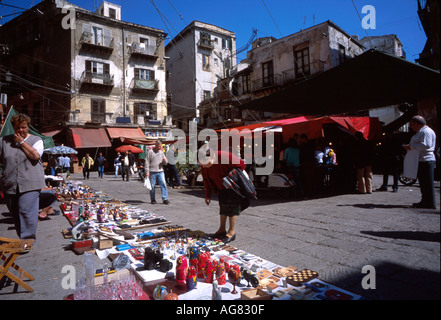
[{"left": 0, "top": 172, "right": 439, "bottom": 300}]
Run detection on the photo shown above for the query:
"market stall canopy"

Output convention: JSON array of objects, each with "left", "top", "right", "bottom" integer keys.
[
  {"left": 0, "top": 106, "right": 54, "bottom": 149},
  {"left": 69, "top": 127, "right": 112, "bottom": 148},
  {"left": 115, "top": 145, "right": 144, "bottom": 154},
  {"left": 220, "top": 115, "right": 381, "bottom": 141},
  {"left": 106, "top": 127, "right": 155, "bottom": 145},
  {"left": 40, "top": 129, "right": 62, "bottom": 137},
  {"left": 44, "top": 145, "right": 78, "bottom": 154},
  {"left": 239, "top": 49, "right": 440, "bottom": 115}
]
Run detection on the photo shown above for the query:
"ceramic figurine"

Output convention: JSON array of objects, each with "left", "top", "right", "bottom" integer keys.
[
  {"left": 175, "top": 255, "right": 188, "bottom": 283},
  {"left": 97, "top": 205, "right": 105, "bottom": 223},
  {"left": 216, "top": 260, "right": 227, "bottom": 285},
  {"left": 189, "top": 246, "right": 199, "bottom": 267},
  {"left": 212, "top": 280, "right": 222, "bottom": 300},
  {"left": 204, "top": 259, "right": 215, "bottom": 283},
  {"left": 241, "top": 267, "right": 259, "bottom": 288},
  {"left": 186, "top": 265, "right": 197, "bottom": 291},
  {"left": 197, "top": 251, "right": 210, "bottom": 279},
  {"left": 228, "top": 264, "right": 241, "bottom": 294},
  {"left": 220, "top": 257, "right": 230, "bottom": 273}
]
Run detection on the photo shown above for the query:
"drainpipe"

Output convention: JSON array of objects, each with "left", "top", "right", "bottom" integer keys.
[{"left": 122, "top": 26, "right": 126, "bottom": 117}]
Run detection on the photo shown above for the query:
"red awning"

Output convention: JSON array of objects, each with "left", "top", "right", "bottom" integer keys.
[
  {"left": 70, "top": 127, "right": 112, "bottom": 148},
  {"left": 41, "top": 129, "right": 62, "bottom": 137},
  {"left": 222, "top": 115, "right": 382, "bottom": 142},
  {"left": 106, "top": 127, "right": 146, "bottom": 140},
  {"left": 106, "top": 127, "right": 158, "bottom": 145}
]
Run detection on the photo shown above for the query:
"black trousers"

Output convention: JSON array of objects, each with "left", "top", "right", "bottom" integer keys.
[
  {"left": 121, "top": 165, "right": 130, "bottom": 181},
  {"left": 83, "top": 168, "right": 90, "bottom": 179},
  {"left": 417, "top": 161, "right": 436, "bottom": 207}
]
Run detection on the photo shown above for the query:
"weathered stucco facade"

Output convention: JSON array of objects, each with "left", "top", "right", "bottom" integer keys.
[
  {"left": 198, "top": 20, "right": 365, "bottom": 127},
  {"left": 165, "top": 21, "right": 237, "bottom": 130},
  {"left": 69, "top": 1, "right": 168, "bottom": 126}
]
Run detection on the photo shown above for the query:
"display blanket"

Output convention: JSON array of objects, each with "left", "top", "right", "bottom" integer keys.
[{"left": 58, "top": 180, "right": 365, "bottom": 300}]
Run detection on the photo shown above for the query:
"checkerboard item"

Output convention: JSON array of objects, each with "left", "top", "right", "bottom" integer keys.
[{"left": 286, "top": 269, "right": 318, "bottom": 287}]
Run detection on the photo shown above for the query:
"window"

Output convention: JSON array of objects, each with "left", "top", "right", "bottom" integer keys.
[
  {"left": 202, "top": 54, "right": 210, "bottom": 71},
  {"left": 91, "top": 99, "right": 106, "bottom": 123},
  {"left": 86, "top": 61, "right": 110, "bottom": 75},
  {"left": 203, "top": 90, "right": 211, "bottom": 101},
  {"left": 199, "top": 32, "right": 213, "bottom": 47},
  {"left": 338, "top": 44, "right": 346, "bottom": 65},
  {"left": 109, "top": 8, "right": 116, "bottom": 19},
  {"left": 262, "top": 61, "right": 274, "bottom": 87},
  {"left": 294, "top": 47, "right": 310, "bottom": 77},
  {"left": 222, "top": 38, "right": 232, "bottom": 50},
  {"left": 140, "top": 37, "right": 149, "bottom": 48},
  {"left": 242, "top": 74, "right": 251, "bottom": 93},
  {"left": 134, "top": 68, "right": 155, "bottom": 80},
  {"left": 225, "top": 108, "right": 231, "bottom": 120},
  {"left": 134, "top": 102, "right": 155, "bottom": 120},
  {"left": 92, "top": 26, "right": 103, "bottom": 45}
]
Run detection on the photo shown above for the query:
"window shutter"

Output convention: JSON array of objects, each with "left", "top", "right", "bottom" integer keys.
[{"left": 104, "top": 63, "right": 110, "bottom": 75}]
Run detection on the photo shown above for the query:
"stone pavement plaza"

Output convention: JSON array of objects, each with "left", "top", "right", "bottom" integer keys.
[{"left": 0, "top": 173, "right": 439, "bottom": 300}]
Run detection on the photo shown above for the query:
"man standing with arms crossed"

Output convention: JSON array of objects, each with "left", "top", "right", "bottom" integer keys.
[{"left": 145, "top": 141, "right": 169, "bottom": 204}]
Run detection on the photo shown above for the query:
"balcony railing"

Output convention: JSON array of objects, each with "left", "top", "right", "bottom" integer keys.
[
  {"left": 129, "top": 42, "right": 158, "bottom": 60},
  {"left": 79, "top": 31, "right": 114, "bottom": 53},
  {"left": 251, "top": 74, "right": 282, "bottom": 92},
  {"left": 197, "top": 38, "right": 214, "bottom": 50},
  {"left": 80, "top": 71, "right": 114, "bottom": 87},
  {"left": 131, "top": 78, "right": 159, "bottom": 94}
]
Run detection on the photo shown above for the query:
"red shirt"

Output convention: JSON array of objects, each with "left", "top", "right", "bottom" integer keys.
[{"left": 201, "top": 151, "right": 246, "bottom": 198}]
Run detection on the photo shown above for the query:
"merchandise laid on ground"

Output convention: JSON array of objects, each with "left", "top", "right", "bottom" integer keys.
[{"left": 58, "top": 180, "right": 365, "bottom": 301}]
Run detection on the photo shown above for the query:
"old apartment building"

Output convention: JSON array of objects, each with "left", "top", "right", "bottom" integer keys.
[
  {"left": 198, "top": 20, "right": 366, "bottom": 128},
  {"left": 0, "top": 0, "right": 171, "bottom": 147},
  {"left": 165, "top": 21, "right": 237, "bottom": 131}
]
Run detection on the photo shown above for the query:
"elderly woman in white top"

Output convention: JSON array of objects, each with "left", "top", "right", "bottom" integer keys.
[{"left": 0, "top": 113, "right": 46, "bottom": 240}]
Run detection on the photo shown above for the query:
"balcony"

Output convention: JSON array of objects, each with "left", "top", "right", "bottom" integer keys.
[
  {"left": 251, "top": 74, "right": 283, "bottom": 92},
  {"left": 129, "top": 42, "right": 158, "bottom": 61},
  {"left": 79, "top": 31, "right": 114, "bottom": 55},
  {"left": 197, "top": 38, "right": 214, "bottom": 50},
  {"left": 130, "top": 78, "right": 159, "bottom": 95},
  {"left": 79, "top": 71, "right": 114, "bottom": 92}
]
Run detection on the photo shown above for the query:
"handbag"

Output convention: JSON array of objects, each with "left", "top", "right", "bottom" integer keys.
[{"left": 144, "top": 178, "right": 152, "bottom": 190}]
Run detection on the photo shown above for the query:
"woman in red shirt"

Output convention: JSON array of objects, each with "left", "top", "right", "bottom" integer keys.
[{"left": 200, "top": 150, "right": 246, "bottom": 243}]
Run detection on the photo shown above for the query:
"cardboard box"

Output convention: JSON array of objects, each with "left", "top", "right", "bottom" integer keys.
[
  {"left": 98, "top": 237, "right": 114, "bottom": 250},
  {"left": 241, "top": 288, "right": 272, "bottom": 300}
]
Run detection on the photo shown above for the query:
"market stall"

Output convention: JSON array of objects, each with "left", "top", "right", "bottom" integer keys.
[{"left": 57, "top": 180, "right": 365, "bottom": 301}]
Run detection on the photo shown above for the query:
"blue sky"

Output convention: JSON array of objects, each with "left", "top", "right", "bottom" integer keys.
[{"left": 1, "top": 0, "right": 426, "bottom": 62}]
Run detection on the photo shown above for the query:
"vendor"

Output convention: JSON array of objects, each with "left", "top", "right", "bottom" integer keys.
[{"left": 0, "top": 113, "right": 46, "bottom": 240}]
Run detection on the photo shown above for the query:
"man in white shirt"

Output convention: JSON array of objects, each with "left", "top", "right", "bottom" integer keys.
[{"left": 404, "top": 115, "right": 437, "bottom": 209}]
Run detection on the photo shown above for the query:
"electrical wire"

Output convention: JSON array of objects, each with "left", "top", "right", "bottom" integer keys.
[
  {"left": 151, "top": 0, "right": 263, "bottom": 125},
  {"left": 150, "top": 0, "right": 230, "bottom": 128},
  {"left": 261, "top": 0, "right": 283, "bottom": 38}
]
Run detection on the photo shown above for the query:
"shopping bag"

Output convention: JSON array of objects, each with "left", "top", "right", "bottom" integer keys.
[
  {"left": 403, "top": 149, "right": 419, "bottom": 179},
  {"left": 144, "top": 178, "right": 152, "bottom": 190}
]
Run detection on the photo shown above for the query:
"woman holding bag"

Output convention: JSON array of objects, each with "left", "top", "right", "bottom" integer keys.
[{"left": 200, "top": 150, "right": 246, "bottom": 243}]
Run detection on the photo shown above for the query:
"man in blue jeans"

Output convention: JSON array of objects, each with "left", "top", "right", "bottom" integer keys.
[
  {"left": 145, "top": 141, "right": 169, "bottom": 204},
  {"left": 96, "top": 152, "right": 106, "bottom": 178}
]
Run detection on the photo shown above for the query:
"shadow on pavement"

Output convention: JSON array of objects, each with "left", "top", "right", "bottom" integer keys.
[
  {"left": 331, "top": 261, "right": 440, "bottom": 300},
  {"left": 360, "top": 230, "right": 440, "bottom": 242}
]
